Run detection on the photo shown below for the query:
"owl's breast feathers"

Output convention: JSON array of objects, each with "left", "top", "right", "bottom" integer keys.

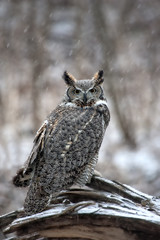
[
  {"left": 38, "top": 101, "right": 110, "bottom": 191},
  {"left": 46, "top": 100, "right": 110, "bottom": 141}
]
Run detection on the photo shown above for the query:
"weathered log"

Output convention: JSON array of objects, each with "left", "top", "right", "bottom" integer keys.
[{"left": 1, "top": 176, "right": 160, "bottom": 240}]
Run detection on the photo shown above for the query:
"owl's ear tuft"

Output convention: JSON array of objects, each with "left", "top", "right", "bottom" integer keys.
[
  {"left": 63, "top": 71, "right": 76, "bottom": 86},
  {"left": 93, "top": 70, "right": 104, "bottom": 85}
]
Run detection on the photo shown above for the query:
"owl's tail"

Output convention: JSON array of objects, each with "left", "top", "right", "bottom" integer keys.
[
  {"left": 24, "top": 181, "right": 50, "bottom": 216},
  {"left": 12, "top": 167, "right": 33, "bottom": 187}
]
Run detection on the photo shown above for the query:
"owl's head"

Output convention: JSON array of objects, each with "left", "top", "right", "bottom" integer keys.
[{"left": 63, "top": 70, "right": 105, "bottom": 107}]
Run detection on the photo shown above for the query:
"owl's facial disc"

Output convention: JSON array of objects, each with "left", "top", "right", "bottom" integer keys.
[
  {"left": 66, "top": 85, "right": 103, "bottom": 107},
  {"left": 75, "top": 90, "right": 94, "bottom": 106}
]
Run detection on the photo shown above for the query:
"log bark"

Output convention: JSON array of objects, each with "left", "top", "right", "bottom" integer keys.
[{"left": 1, "top": 176, "right": 160, "bottom": 240}]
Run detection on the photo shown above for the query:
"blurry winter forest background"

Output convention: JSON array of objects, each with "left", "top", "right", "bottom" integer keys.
[{"left": 0, "top": 0, "right": 160, "bottom": 215}]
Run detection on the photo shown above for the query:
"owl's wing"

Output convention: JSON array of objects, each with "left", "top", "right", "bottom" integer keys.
[
  {"left": 23, "top": 120, "right": 48, "bottom": 172},
  {"left": 13, "top": 105, "right": 66, "bottom": 187},
  {"left": 12, "top": 120, "right": 48, "bottom": 187}
]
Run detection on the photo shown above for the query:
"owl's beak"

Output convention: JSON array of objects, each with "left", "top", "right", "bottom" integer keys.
[{"left": 83, "top": 93, "right": 87, "bottom": 104}]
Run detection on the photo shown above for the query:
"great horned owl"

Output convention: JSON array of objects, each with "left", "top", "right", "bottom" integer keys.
[{"left": 13, "top": 70, "right": 110, "bottom": 215}]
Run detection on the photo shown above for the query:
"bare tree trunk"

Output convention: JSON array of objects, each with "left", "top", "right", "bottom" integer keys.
[
  {"left": 26, "top": 0, "right": 49, "bottom": 133},
  {"left": 90, "top": 0, "right": 137, "bottom": 148}
]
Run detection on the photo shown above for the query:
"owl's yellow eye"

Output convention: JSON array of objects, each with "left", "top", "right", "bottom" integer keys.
[
  {"left": 90, "top": 88, "right": 96, "bottom": 93},
  {"left": 75, "top": 89, "right": 80, "bottom": 94}
]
